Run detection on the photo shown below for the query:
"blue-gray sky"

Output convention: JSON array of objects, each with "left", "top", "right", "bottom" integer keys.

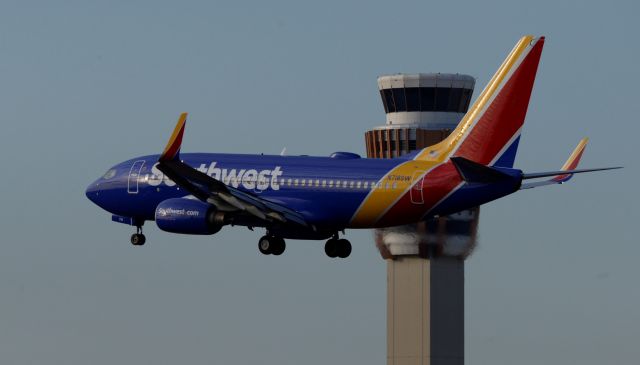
[{"left": 0, "top": 0, "right": 638, "bottom": 364}]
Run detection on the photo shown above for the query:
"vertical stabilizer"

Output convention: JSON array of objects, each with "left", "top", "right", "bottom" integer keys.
[{"left": 413, "top": 36, "right": 545, "bottom": 167}]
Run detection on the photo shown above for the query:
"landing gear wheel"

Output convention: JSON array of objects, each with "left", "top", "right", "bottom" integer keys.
[
  {"left": 131, "top": 233, "right": 146, "bottom": 246},
  {"left": 337, "top": 239, "right": 352, "bottom": 258},
  {"left": 271, "top": 237, "right": 286, "bottom": 256},
  {"left": 259, "top": 236, "right": 286, "bottom": 256},
  {"left": 324, "top": 239, "right": 339, "bottom": 258},
  {"left": 258, "top": 236, "right": 272, "bottom": 255}
]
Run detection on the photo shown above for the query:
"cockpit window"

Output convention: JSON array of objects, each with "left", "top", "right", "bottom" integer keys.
[{"left": 103, "top": 169, "right": 117, "bottom": 179}]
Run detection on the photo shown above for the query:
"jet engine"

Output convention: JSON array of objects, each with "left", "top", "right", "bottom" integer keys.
[{"left": 155, "top": 198, "right": 224, "bottom": 235}]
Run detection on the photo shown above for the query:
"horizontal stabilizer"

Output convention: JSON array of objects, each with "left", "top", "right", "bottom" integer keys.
[
  {"left": 520, "top": 138, "right": 622, "bottom": 189},
  {"left": 450, "top": 157, "right": 513, "bottom": 183},
  {"left": 522, "top": 166, "right": 622, "bottom": 180}
]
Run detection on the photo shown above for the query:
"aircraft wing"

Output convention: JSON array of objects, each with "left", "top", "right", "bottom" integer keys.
[
  {"left": 520, "top": 138, "right": 621, "bottom": 189},
  {"left": 156, "top": 114, "right": 309, "bottom": 227}
]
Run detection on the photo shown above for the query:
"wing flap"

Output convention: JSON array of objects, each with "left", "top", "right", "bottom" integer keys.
[
  {"left": 159, "top": 159, "right": 309, "bottom": 227},
  {"left": 156, "top": 114, "right": 309, "bottom": 227}
]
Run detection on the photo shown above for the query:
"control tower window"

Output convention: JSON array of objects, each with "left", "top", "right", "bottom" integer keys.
[
  {"left": 420, "top": 87, "right": 435, "bottom": 111},
  {"left": 435, "top": 88, "right": 450, "bottom": 111},
  {"left": 392, "top": 88, "right": 406, "bottom": 111},
  {"left": 381, "top": 86, "right": 472, "bottom": 113},
  {"left": 379, "top": 90, "right": 389, "bottom": 113},
  {"left": 448, "top": 88, "right": 462, "bottom": 112},
  {"left": 460, "top": 89, "right": 472, "bottom": 112},
  {"left": 383, "top": 89, "right": 396, "bottom": 113},
  {"left": 405, "top": 88, "right": 420, "bottom": 112}
]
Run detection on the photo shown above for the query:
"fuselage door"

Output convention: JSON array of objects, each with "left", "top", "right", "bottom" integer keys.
[
  {"left": 127, "top": 160, "right": 146, "bottom": 194},
  {"left": 410, "top": 170, "right": 425, "bottom": 204}
]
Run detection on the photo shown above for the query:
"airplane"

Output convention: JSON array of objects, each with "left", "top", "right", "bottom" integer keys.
[{"left": 85, "top": 35, "right": 620, "bottom": 258}]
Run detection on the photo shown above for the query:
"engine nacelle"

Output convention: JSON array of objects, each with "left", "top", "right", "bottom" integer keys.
[{"left": 155, "top": 198, "right": 223, "bottom": 235}]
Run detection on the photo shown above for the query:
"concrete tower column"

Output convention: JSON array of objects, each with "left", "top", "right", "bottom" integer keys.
[{"left": 364, "top": 74, "right": 478, "bottom": 365}]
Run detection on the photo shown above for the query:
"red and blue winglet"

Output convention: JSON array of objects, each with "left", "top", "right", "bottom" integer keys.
[{"left": 159, "top": 112, "right": 188, "bottom": 162}]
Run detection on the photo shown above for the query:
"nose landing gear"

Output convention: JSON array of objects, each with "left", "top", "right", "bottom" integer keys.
[{"left": 131, "top": 226, "right": 146, "bottom": 246}]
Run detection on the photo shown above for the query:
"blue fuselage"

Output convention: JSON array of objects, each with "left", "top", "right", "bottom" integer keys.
[
  {"left": 86, "top": 152, "right": 522, "bottom": 235},
  {"left": 88, "top": 153, "right": 398, "bottom": 228}
]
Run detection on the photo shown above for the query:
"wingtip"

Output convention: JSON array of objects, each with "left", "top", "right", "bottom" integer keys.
[{"left": 580, "top": 136, "right": 589, "bottom": 145}]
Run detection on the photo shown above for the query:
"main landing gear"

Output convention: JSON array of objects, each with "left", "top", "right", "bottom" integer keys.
[
  {"left": 324, "top": 236, "right": 351, "bottom": 258},
  {"left": 258, "top": 235, "right": 286, "bottom": 256},
  {"left": 131, "top": 226, "right": 146, "bottom": 246},
  {"left": 257, "top": 232, "right": 351, "bottom": 258}
]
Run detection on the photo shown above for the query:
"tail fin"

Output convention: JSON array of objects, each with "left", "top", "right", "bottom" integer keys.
[{"left": 414, "top": 35, "right": 545, "bottom": 167}]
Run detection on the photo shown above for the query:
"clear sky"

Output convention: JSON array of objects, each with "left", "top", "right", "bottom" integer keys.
[{"left": 0, "top": 0, "right": 638, "bottom": 364}]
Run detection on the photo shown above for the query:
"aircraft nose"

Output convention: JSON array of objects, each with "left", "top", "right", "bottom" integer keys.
[{"left": 85, "top": 180, "right": 101, "bottom": 206}]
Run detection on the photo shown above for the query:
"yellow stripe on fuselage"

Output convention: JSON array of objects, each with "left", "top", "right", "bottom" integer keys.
[{"left": 349, "top": 159, "right": 438, "bottom": 227}]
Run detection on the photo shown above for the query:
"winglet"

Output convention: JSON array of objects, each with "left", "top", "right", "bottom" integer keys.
[
  {"left": 552, "top": 137, "right": 589, "bottom": 183},
  {"left": 160, "top": 113, "right": 188, "bottom": 162}
]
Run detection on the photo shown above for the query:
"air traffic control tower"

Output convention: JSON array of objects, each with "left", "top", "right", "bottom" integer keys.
[{"left": 364, "top": 73, "right": 478, "bottom": 365}]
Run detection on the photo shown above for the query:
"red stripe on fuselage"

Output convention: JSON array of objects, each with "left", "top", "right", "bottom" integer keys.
[{"left": 376, "top": 162, "right": 461, "bottom": 227}]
